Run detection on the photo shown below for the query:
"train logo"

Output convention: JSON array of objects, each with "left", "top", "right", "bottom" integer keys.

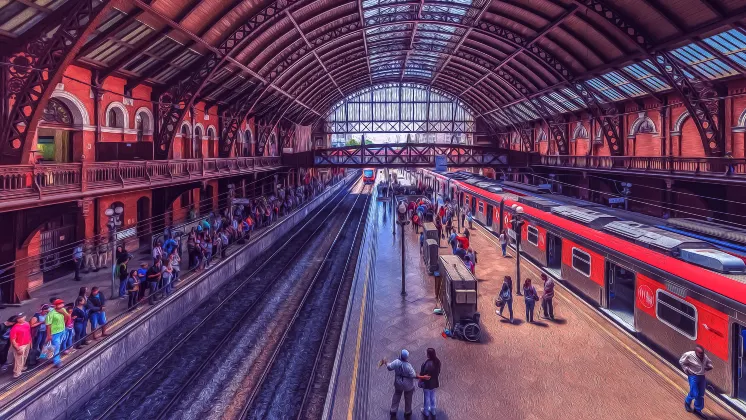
[{"left": 637, "top": 284, "right": 655, "bottom": 309}]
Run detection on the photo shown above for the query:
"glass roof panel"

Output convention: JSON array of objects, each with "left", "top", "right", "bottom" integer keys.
[
  {"left": 515, "top": 102, "right": 538, "bottom": 119},
  {"left": 623, "top": 61, "right": 670, "bottom": 91},
  {"left": 671, "top": 43, "right": 738, "bottom": 80},
  {"left": 548, "top": 92, "right": 579, "bottom": 111},
  {"left": 540, "top": 95, "right": 568, "bottom": 113},
  {"left": 704, "top": 29, "right": 746, "bottom": 70},
  {"left": 586, "top": 78, "right": 625, "bottom": 102},
  {"left": 559, "top": 88, "right": 587, "bottom": 107},
  {"left": 602, "top": 71, "right": 646, "bottom": 97}
]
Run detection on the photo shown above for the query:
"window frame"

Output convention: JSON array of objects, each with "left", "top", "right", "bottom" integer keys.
[
  {"left": 478, "top": 201, "right": 484, "bottom": 213},
  {"left": 527, "top": 225, "right": 539, "bottom": 246},
  {"left": 655, "top": 289, "right": 698, "bottom": 340},
  {"left": 571, "top": 247, "right": 592, "bottom": 277}
]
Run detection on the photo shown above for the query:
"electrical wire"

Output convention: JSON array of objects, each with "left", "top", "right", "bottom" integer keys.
[{"left": 522, "top": 174, "right": 746, "bottom": 229}]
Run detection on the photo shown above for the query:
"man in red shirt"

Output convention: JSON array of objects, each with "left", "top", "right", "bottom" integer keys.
[{"left": 9, "top": 314, "right": 31, "bottom": 378}]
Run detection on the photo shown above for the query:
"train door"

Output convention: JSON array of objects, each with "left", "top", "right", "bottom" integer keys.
[
  {"left": 485, "top": 204, "right": 494, "bottom": 228},
  {"left": 546, "top": 233, "right": 562, "bottom": 275},
  {"left": 470, "top": 195, "right": 477, "bottom": 215},
  {"left": 734, "top": 324, "right": 746, "bottom": 404},
  {"left": 605, "top": 261, "right": 636, "bottom": 330}
]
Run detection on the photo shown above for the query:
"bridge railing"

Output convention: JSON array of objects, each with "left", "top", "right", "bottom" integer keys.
[
  {"left": 0, "top": 156, "right": 281, "bottom": 210},
  {"left": 536, "top": 155, "right": 744, "bottom": 177},
  {"left": 312, "top": 143, "right": 510, "bottom": 167}
]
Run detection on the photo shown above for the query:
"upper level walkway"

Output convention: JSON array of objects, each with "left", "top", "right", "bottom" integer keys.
[
  {"left": 308, "top": 144, "right": 514, "bottom": 168},
  {"left": 0, "top": 156, "right": 282, "bottom": 212}
]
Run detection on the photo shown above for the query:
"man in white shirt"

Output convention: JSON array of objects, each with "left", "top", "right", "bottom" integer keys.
[
  {"left": 679, "top": 345, "right": 713, "bottom": 416},
  {"left": 499, "top": 231, "right": 508, "bottom": 257}
]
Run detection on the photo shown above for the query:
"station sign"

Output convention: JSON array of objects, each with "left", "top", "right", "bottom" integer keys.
[
  {"left": 435, "top": 155, "right": 447, "bottom": 171},
  {"left": 115, "top": 227, "right": 136, "bottom": 241},
  {"left": 608, "top": 197, "right": 626, "bottom": 204}
]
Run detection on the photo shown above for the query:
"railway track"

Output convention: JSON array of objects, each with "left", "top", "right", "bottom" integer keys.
[
  {"left": 70, "top": 177, "right": 363, "bottom": 420},
  {"left": 239, "top": 185, "right": 371, "bottom": 420}
]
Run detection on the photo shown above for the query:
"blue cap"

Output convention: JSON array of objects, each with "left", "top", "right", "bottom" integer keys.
[{"left": 400, "top": 349, "right": 409, "bottom": 361}]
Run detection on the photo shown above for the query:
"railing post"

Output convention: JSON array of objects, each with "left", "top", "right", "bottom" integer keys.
[
  {"left": 117, "top": 161, "right": 124, "bottom": 186},
  {"left": 80, "top": 162, "right": 87, "bottom": 193},
  {"left": 202, "top": 158, "right": 205, "bottom": 176}
]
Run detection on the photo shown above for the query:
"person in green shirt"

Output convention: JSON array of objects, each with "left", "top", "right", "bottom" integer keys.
[{"left": 45, "top": 299, "right": 69, "bottom": 368}]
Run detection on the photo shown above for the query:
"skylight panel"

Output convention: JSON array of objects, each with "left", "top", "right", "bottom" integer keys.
[
  {"left": 515, "top": 102, "right": 538, "bottom": 119},
  {"left": 703, "top": 29, "right": 746, "bottom": 71},
  {"left": 586, "top": 78, "right": 625, "bottom": 101},
  {"left": 548, "top": 92, "right": 579, "bottom": 111},
  {"left": 540, "top": 96, "right": 567, "bottom": 113},
  {"left": 560, "top": 88, "right": 587, "bottom": 107},
  {"left": 623, "top": 62, "right": 670, "bottom": 91},
  {"left": 671, "top": 43, "right": 738, "bottom": 80},
  {"left": 602, "top": 71, "right": 646, "bottom": 97}
]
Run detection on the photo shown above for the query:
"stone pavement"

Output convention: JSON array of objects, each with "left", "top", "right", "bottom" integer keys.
[{"left": 337, "top": 197, "right": 738, "bottom": 420}]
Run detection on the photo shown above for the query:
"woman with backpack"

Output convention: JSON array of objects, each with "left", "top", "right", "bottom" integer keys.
[
  {"left": 420, "top": 348, "right": 441, "bottom": 420},
  {"left": 495, "top": 276, "right": 514, "bottom": 323},
  {"left": 523, "top": 278, "right": 539, "bottom": 323}
]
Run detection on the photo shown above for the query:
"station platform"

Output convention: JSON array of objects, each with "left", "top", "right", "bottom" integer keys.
[{"left": 326, "top": 192, "right": 741, "bottom": 420}]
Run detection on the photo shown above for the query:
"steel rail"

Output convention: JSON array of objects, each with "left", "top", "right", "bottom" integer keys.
[
  {"left": 238, "top": 185, "right": 372, "bottom": 419},
  {"left": 91, "top": 174, "right": 361, "bottom": 420}
]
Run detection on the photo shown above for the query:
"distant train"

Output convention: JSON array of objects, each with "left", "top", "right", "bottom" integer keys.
[
  {"left": 418, "top": 168, "right": 746, "bottom": 407},
  {"left": 362, "top": 168, "right": 376, "bottom": 184}
]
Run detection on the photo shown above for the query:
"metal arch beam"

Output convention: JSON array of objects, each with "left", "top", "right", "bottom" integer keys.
[
  {"left": 131, "top": 0, "right": 321, "bottom": 160},
  {"left": 399, "top": 0, "right": 426, "bottom": 81},
  {"left": 570, "top": 81, "right": 624, "bottom": 155},
  {"left": 358, "top": 0, "right": 373, "bottom": 85},
  {"left": 1, "top": 0, "right": 115, "bottom": 164},
  {"left": 462, "top": 6, "right": 577, "bottom": 97},
  {"left": 572, "top": 0, "right": 726, "bottom": 156},
  {"left": 219, "top": 82, "right": 268, "bottom": 157},
  {"left": 284, "top": 10, "right": 345, "bottom": 97},
  {"left": 256, "top": 15, "right": 574, "bottom": 96}
]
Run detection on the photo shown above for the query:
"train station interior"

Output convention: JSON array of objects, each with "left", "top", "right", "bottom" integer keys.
[{"left": 3, "top": 0, "right": 746, "bottom": 418}]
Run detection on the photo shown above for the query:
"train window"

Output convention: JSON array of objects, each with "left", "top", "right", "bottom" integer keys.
[
  {"left": 478, "top": 201, "right": 484, "bottom": 213},
  {"left": 527, "top": 226, "right": 539, "bottom": 246},
  {"left": 465, "top": 196, "right": 470, "bottom": 205},
  {"left": 656, "top": 290, "right": 697, "bottom": 339},
  {"left": 571, "top": 248, "right": 591, "bottom": 277}
]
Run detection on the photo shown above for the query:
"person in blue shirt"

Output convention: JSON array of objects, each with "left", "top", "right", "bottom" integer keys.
[
  {"left": 163, "top": 237, "right": 178, "bottom": 256},
  {"left": 136, "top": 262, "right": 148, "bottom": 302},
  {"left": 72, "top": 245, "right": 83, "bottom": 281}
]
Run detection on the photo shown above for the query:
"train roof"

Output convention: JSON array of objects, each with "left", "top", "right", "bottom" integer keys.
[{"left": 667, "top": 218, "right": 746, "bottom": 246}]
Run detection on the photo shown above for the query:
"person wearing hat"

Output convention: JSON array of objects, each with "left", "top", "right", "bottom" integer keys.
[
  {"left": 9, "top": 313, "right": 31, "bottom": 378},
  {"left": 381, "top": 349, "right": 431, "bottom": 420},
  {"left": 45, "top": 299, "right": 70, "bottom": 368},
  {"left": 0, "top": 315, "right": 17, "bottom": 370}
]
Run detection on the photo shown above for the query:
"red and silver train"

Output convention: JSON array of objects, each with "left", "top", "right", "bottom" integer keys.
[{"left": 418, "top": 168, "right": 746, "bottom": 407}]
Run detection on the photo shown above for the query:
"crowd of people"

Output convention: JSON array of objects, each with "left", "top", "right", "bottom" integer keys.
[{"left": 0, "top": 178, "right": 336, "bottom": 381}]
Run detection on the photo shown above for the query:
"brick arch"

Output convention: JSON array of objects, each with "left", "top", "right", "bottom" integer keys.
[
  {"left": 628, "top": 115, "right": 659, "bottom": 156},
  {"left": 104, "top": 101, "right": 129, "bottom": 129},
  {"left": 49, "top": 90, "right": 90, "bottom": 127},
  {"left": 672, "top": 111, "right": 690, "bottom": 135}
]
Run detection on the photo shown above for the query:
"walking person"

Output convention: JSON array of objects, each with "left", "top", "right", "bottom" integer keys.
[
  {"left": 495, "top": 276, "right": 514, "bottom": 323},
  {"left": 9, "top": 314, "right": 31, "bottom": 378},
  {"left": 125, "top": 270, "right": 140, "bottom": 309},
  {"left": 420, "top": 348, "right": 441, "bottom": 420},
  {"left": 499, "top": 231, "right": 508, "bottom": 257},
  {"left": 445, "top": 217, "right": 453, "bottom": 237},
  {"left": 523, "top": 278, "right": 539, "bottom": 323},
  {"left": 540, "top": 273, "right": 555, "bottom": 320},
  {"left": 381, "top": 349, "right": 430, "bottom": 420},
  {"left": 72, "top": 245, "right": 83, "bottom": 281},
  {"left": 680, "top": 345, "right": 713, "bottom": 417},
  {"left": 72, "top": 298, "right": 87, "bottom": 348}
]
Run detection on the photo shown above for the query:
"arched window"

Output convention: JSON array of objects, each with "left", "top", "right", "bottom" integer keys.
[
  {"left": 108, "top": 108, "right": 121, "bottom": 128},
  {"left": 136, "top": 113, "right": 144, "bottom": 142},
  {"left": 194, "top": 126, "right": 203, "bottom": 159},
  {"left": 207, "top": 127, "right": 216, "bottom": 158}
]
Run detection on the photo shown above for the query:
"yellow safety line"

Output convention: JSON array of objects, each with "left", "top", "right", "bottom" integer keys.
[
  {"left": 472, "top": 225, "right": 737, "bottom": 419},
  {"left": 347, "top": 231, "right": 371, "bottom": 420}
]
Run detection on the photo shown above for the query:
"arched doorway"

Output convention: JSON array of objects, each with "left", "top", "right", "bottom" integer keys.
[
  {"left": 207, "top": 127, "right": 216, "bottom": 158},
  {"left": 36, "top": 98, "right": 75, "bottom": 163},
  {"left": 194, "top": 126, "right": 203, "bottom": 159},
  {"left": 137, "top": 196, "right": 151, "bottom": 248},
  {"left": 243, "top": 130, "right": 252, "bottom": 157},
  {"left": 181, "top": 124, "right": 191, "bottom": 159}
]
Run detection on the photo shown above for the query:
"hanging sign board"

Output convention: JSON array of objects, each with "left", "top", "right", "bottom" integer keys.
[{"left": 434, "top": 155, "right": 447, "bottom": 171}]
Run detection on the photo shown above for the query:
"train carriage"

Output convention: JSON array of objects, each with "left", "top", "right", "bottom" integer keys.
[{"left": 418, "top": 168, "right": 746, "bottom": 406}]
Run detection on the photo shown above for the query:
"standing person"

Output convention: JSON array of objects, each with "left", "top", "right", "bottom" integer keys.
[
  {"left": 170, "top": 249, "right": 181, "bottom": 284},
  {"left": 117, "top": 255, "right": 129, "bottom": 299},
  {"left": 71, "top": 298, "right": 87, "bottom": 348},
  {"left": 420, "top": 348, "right": 441, "bottom": 420},
  {"left": 467, "top": 210, "right": 473, "bottom": 229},
  {"left": 541, "top": 273, "right": 555, "bottom": 320},
  {"left": 0, "top": 316, "right": 15, "bottom": 371},
  {"left": 10, "top": 314, "right": 31, "bottom": 378},
  {"left": 460, "top": 205, "right": 466, "bottom": 227},
  {"left": 448, "top": 231, "right": 457, "bottom": 253},
  {"left": 96, "top": 239, "right": 109, "bottom": 271},
  {"left": 84, "top": 240, "right": 97, "bottom": 272},
  {"left": 115, "top": 244, "right": 129, "bottom": 265},
  {"left": 163, "top": 236, "right": 178, "bottom": 257},
  {"left": 381, "top": 349, "right": 430, "bottom": 420},
  {"left": 61, "top": 303, "right": 74, "bottom": 354},
  {"left": 495, "top": 276, "right": 514, "bottom": 323},
  {"left": 454, "top": 242, "right": 467, "bottom": 260},
  {"left": 125, "top": 270, "right": 140, "bottom": 309},
  {"left": 462, "top": 226, "right": 471, "bottom": 240},
  {"left": 680, "top": 345, "right": 713, "bottom": 416},
  {"left": 464, "top": 255, "right": 475, "bottom": 274},
  {"left": 30, "top": 305, "right": 49, "bottom": 356},
  {"left": 72, "top": 244, "right": 83, "bottom": 281},
  {"left": 523, "top": 278, "right": 539, "bottom": 323},
  {"left": 161, "top": 260, "right": 174, "bottom": 298},
  {"left": 147, "top": 260, "right": 162, "bottom": 305},
  {"left": 86, "top": 287, "right": 108, "bottom": 338},
  {"left": 434, "top": 217, "right": 443, "bottom": 247},
  {"left": 445, "top": 217, "right": 453, "bottom": 237},
  {"left": 45, "top": 299, "right": 69, "bottom": 368},
  {"left": 499, "top": 231, "right": 508, "bottom": 257},
  {"left": 152, "top": 240, "right": 164, "bottom": 263},
  {"left": 466, "top": 248, "right": 477, "bottom": 266}
]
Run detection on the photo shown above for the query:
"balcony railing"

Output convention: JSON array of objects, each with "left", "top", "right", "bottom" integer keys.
[
  {"left": 0, "top": 157, "right": 282, "bottom": 210},
  {"left": 536, "top": 155, "right": 746, "bottom": 178},
  {"left": 313, "top": 143, "right": 510, "bottom": 167}
]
